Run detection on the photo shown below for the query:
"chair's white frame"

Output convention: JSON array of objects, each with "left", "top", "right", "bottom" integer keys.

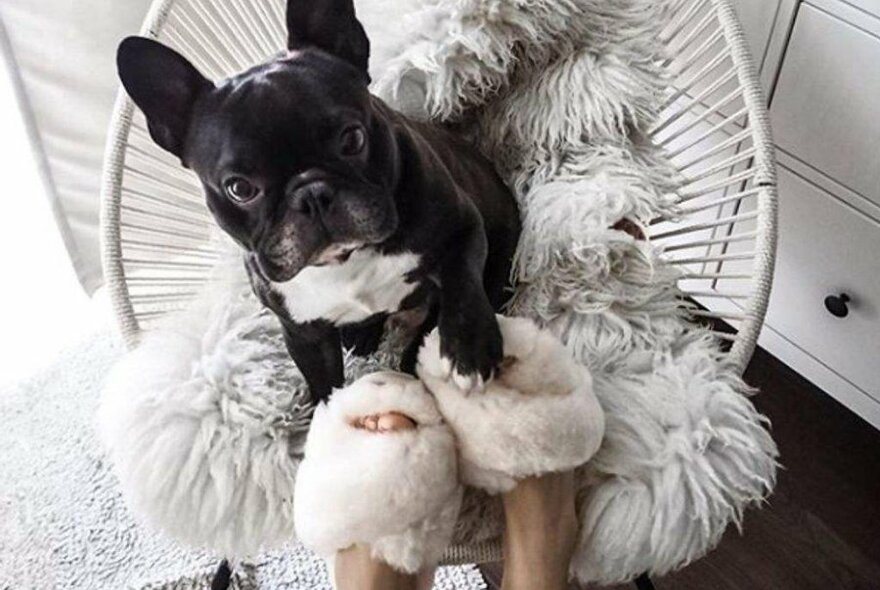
[{"left": 100, "top": 0, "right": 777, "bottom": 565}]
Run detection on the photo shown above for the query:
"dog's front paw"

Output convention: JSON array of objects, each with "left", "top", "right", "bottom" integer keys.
[{"left": 438, "top": 305, "right": 503, "bottom": 393}]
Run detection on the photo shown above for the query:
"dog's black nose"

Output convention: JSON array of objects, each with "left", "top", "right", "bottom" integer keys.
[{"left": 290, "top": 180, "right": 334, "bottom": 218}]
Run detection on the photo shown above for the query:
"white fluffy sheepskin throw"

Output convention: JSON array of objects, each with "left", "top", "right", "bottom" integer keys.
[{"left": 100, "top": 0, "right": 778, "bottom": 584}]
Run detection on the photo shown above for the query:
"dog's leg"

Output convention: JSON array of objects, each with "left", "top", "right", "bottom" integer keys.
[
  {"left": 210, "top": 559, "right": 232, "bottom": 590},
  {"left": 482, "top": 225, "right": 518, "bottom": 312},
  {"left": 282, "top": 319, "right": 344, "bottom": 404},
  {"left": 340, "top": 313, "right": 388, "bottom": 357},
  {"left": 437, "top": 217, "right": 503, "bottom": 385},
  {"left": 400, "top": 303, "right": 439, "bottom": 375}
]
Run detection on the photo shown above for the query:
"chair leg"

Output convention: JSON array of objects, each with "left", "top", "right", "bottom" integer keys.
[
  {"left": 634, "top": 573, "right": 657, "bottom": 590},
  {"left": 211, "top": 559, "right": 233, "bottom": 590}
]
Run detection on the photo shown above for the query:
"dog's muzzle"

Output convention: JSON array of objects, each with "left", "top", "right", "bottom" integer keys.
[{"left": 288, "top": 177, "right": 335, "bottom": 220}]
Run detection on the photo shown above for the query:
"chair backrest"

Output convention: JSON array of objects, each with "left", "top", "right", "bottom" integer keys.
[
  {"left": 649, "top": 0, "right": 778, "bottom": 374},
  {"left": 100, "top": 0, "right": 777, "bottom": 379}
]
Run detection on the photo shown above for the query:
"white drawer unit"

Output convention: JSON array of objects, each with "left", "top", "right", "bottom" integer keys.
[
  {"left": 766, "top": 167, "right": 880, "bottom": 406},
  {"left": 772, "top": 4, "right": 880, "bottom": 209},
  {"left": 702, "top": 0, "right": 880, "bottom": 429},
  {"left": 703, "top": 166, "right": 880, "bottom": 428}
]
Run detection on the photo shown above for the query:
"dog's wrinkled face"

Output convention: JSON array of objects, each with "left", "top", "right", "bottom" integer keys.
[
  {"left": 186, "top": 52, "right": 399, "bottom": 282},
  {"left": 117, "top": 0, "right": 399, "bottom": 282}
]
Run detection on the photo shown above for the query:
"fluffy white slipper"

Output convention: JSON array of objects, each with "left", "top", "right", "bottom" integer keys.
[
  {"left": 293, "top": 371, "right": 462, "bottom": 574},
  {"left": 417, "top": 315, "right": 605, "bottom": 494}
]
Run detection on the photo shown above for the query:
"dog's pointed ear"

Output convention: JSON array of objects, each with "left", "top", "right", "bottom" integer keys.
[
  {"left": 286, "top": 0, "right": 370, "bottom": 80},
  {"left": 117, "top": 37, "right": 212, "bottom": 159}
]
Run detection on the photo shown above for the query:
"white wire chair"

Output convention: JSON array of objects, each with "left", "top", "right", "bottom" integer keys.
[{"left": 100, "top": 0, "right": 777, "bottom": 570}]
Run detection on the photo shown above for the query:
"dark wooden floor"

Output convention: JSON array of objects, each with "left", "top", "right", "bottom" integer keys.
[{"left": 480, "top": 347, "right": 880, "bottom": 589}]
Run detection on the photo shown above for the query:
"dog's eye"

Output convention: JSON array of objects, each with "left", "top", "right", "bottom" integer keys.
[
  {"left": 224, "top": 177, "right": 260, "bottom": 203},
  {"left": 339, "top": 126, "right": 366, "bottom": 156}
]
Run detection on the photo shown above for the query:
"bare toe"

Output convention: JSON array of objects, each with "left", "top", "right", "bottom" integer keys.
[
  {"left": 351, "top": 412, "right": 416, "bottom": 433},
  {"left": 363, "top": 415, "right": 379, "bottom": 431},
  {"left": 377, "top": 412, "right": 417, "bottom": 432}
]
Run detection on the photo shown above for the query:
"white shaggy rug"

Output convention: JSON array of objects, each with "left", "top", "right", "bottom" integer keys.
[{"left": 0, "top": 332, "right": 485, "bottom": 589}]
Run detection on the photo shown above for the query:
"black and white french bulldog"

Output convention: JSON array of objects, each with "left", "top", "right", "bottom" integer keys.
[{"left": 117, "top": 0, "right": 521, "bottom": 404}]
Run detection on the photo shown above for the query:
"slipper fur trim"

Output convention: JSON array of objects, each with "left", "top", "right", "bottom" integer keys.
[
  {"left": 417, "top": 315, "right": 605, "bottom": 494},
  {"left": 293, "top": 372, "right": 461, "bottom": 573}
]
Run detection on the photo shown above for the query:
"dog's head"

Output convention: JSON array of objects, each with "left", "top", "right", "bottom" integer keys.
[{"left": 117, "top": 0, "right": 401, "bottom": 282}]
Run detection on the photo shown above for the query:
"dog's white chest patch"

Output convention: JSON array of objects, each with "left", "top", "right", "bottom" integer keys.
[{"left": 272, "top": 249, "right": 422, "bottom": 325}]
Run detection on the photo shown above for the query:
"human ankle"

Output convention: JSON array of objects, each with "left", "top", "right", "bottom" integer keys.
[
  {"left": 500, "top": 473, "right": 578, "bottom": 590},
  {"left": 335, "top": 544, "right": 420, "bottom": 590},
  {"left": 502, "top": 473, "right": 576, "bottom": 536}
]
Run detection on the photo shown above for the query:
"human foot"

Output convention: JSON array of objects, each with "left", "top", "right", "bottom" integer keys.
[
  {"left": 416, "top": 315, "right": 604, "bottom": 495},
  {"left": 335, "top": 412, "right": 429, "bottom": 590},
  {"left": 295, "top": 372, "right": 461, "bottom": 577}
]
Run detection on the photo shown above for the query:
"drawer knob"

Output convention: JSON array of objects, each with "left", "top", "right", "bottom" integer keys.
[{"left": 824, "top": 293, "right": 851, "bottom": 318}]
